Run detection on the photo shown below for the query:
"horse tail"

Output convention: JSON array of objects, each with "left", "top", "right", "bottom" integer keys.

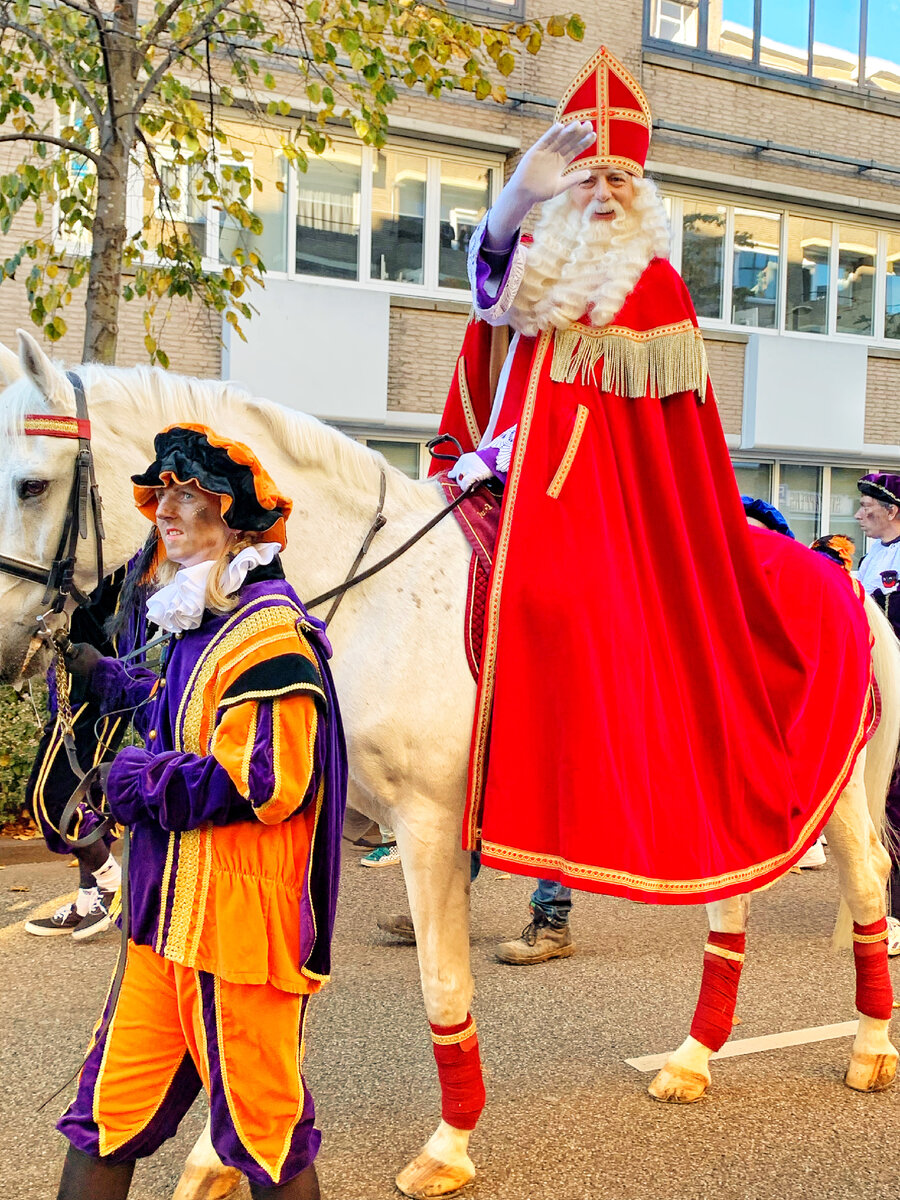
[{"left": 833, "top": 593, "right": 900, "bottom": 951}]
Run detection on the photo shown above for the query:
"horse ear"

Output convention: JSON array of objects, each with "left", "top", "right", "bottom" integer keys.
[
  {"left": 0, "top": 341, "right": 23, "bottom": 386},
  {"left": 16, "top": 329, "right": 69, "bottom": 410}
]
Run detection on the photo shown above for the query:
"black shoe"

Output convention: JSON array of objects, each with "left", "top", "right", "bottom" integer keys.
[
  {"left": 72, "top": 890, "right": 117, "bottom": 942},
  {"left": 25, "top": 900, "right": 83, "bottom": 936}
]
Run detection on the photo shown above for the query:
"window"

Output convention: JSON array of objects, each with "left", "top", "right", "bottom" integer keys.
[
  {"left": 440, "top": 160, "right": 492, "bottom": 289},
  {"left": 666, "top": 191, "right": 900, "bottom": 344},
  {"left": 650, "top": 0, "right": 699, "bottom": 45},
  {"left": 370, "top": 150, "right": 427, "bottom": 284},
  {"left": 885, "top": 233, "right": 900, "bottom": 340},
  {"left": 681, "top": 204, "right": 726, "bottom": 319},
  {"left": 732, "top": 208, "right": 780, "bottom": 327},
  {"left": 145, "top": 158, "right": 207, "bottom": 255},
  {"left": 295, "top": 144, "right": 362, "bottom": 281},
  {"left": 733, "top": 460, "right": 773, "bottom": 502},
  {"left": 295, "top": 142, "right": 498, "bottom": 295},
  {"left": 645, "top": 0, "right": 900, "bottom": 98},
  {"left": 836, "top": 224, "right": 877, "bottom": 337},
  {"left": 829, "top": 467, "right": 866, "bottom": 565},
  {"left": 365, "top": 439, "right": 423, "bottom": 478},
  {"left": 778, "top": 463, "right": 822, "bottom": 546}
]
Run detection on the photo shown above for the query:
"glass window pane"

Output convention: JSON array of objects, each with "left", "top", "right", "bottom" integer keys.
[
  {"left": 760, "top": 0, "right": 809, "bottom": 75},
  {"left": 681, "top": 204, "right": 726, "bottom": 319},
  {"left": 296, "top": 144, "right": 362, "bottom": 280},
  {"left": 712, "top": 0, "right": 754, "bottom": 60},
  {"left": 785, "top": 216, "right": 831, "bottom": 334},
  {"left": 865, "top": 1, "right": 900, "bottom": 93},
  {"left": 217, "top": 125, "right": 289, "bottom": 272},
  {"left": 813, "top": 0, "right": 860, "bottom": 84},
  {"left": 367, "top": 439, "right": 421, "bottom": 479},
  {"left": 732, "top": 208, "right": 781, "bottom": 328},
  {"left": 732, "top": 461, "right": 773, "bottom": 503},
  {"left": 836, "top": 224, "right": 877, "bottom": 336},
  {"left": 144, "top": 159, "right": 206, "bottom": 256},
  {"left": 439, "top": 161, "right": 491, "bottom": 290},
  {"left": 778, "top": 464, "right": 822, "bottom": 545},
  {"left": 828, "top": 467, "right": 865, "bottom": 567},
  {"left": 370, "top": 151, "right": 426, "bottom": 285},
  {"left": 649, "top": 0, "right": 699, "bottom": 46},
  {"left": 885, "top": 233, "right": 900, "bottom": 340}
]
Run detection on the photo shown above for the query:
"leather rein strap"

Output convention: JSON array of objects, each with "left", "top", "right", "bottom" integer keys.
[{"left": 0, "top": 371, "right": 105, "bottom": 612}]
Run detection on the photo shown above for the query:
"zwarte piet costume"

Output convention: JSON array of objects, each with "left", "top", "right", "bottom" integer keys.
[
  {"left": 57, "top": 426, "right": 347, "bottom": 1193},
  {"left": 434, "top": 47, "right": 877, "bottom": 907}
]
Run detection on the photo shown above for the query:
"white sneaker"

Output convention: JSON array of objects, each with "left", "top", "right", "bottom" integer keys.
[
  {"left": 796, "top": 837, "right": 827, "bottom": 869},
  {"left": 887, "top": 916, "right": 900, "bottom": 957}
]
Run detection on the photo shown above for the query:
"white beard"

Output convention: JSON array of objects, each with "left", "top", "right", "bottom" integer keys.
[{"left": 507, "top": 178, "right": 671, "bottom": 337}]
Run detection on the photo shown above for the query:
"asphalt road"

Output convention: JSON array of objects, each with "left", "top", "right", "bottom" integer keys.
[{"left": 2, "top": 842, "right": 899, "bottom": 1200}]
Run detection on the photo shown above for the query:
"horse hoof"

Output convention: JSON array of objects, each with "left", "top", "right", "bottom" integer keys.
[
  {"left": 171, "top": 1164, "right": 244, "bottom": 1200},
  {"left": 845, "top": 1050, "right": 899, "bottom": 1093},
  {"left": 395, "top": 1151, "right": 475, "bottom": 1198},
  {"left": 648, "top": 1063, "right": 710, "bottom": 1103}
]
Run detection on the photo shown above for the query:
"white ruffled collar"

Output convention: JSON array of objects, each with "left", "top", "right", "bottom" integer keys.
[{"left": 146, "top": 542, "right": 280, "bottom": 633}]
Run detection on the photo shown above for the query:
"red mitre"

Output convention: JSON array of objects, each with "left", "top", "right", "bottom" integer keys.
[{"left": 556, "top": 46, "right": 651, "bottom": 178}]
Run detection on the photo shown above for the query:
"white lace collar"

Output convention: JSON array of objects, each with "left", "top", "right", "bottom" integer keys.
[{"left": 145, "top": 542, "right": 280, "bottom": 633}]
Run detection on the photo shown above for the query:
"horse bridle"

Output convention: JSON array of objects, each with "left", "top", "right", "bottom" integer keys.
[{"left": 0, "top": 370, "right": 105, "bottom": 613}]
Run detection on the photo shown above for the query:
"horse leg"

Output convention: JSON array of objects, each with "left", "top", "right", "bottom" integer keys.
[
  {"left": 171, "top": 1118, "right": 242, "bottom": 1200},
  {"left": 648, "top": 893, "right": 750, "bottom": 1103},
  {"left": 391, "top": 805, "right": 482, "bottom": 1199},
  {"left": 824, "top": 749, "right": 898, "bottom": 1092}
]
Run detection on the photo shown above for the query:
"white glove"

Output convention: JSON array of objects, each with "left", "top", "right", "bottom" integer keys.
[
  {"left": 485, "top": 121, "right": 595, "bottom": 249},
  {"left": 449, "top": 451, "right": 494, "bottom": 491}
]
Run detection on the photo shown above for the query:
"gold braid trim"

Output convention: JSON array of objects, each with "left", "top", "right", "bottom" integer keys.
[
  {"left": 853, "top": 930, "right": 889, "bottom": 944},
  {"left": 549, "top": 320, "right": 709, "bottom": 400},
  {"left": 431, "top": 1017, "right": 477, "bottom": 1046},
  {"left": 704, "top": 942, "right": 745, "bottom": 963}
]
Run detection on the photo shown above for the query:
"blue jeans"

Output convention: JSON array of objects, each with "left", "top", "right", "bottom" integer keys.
[
  {"left": 469, "top": 856, "right": 571, "bottom": 927},
  {"left": 530, "top": 878, "right": 572, "bottom": 928}
]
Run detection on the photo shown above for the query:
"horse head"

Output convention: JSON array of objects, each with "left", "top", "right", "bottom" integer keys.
[{"left": 0, "top": 332, "right": 132, "bottom": 682}]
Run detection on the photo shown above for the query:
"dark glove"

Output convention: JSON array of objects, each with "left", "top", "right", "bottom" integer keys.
[{"left": 62, "top": 640, "right": 105, "bottom": 679}]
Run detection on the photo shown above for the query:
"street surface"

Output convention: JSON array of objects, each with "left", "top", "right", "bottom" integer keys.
[{"left": 2, "top": 841, "right": 899, "bottom": 1200}]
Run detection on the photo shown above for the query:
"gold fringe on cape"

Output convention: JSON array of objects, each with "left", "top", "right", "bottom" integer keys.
[{"left": 549, "top": 318, "right": 709, "bottom": 400}]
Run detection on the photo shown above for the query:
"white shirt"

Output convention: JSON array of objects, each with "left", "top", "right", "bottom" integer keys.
[{"left": 856, "top": 535, "right": 900, "bottom": 597}]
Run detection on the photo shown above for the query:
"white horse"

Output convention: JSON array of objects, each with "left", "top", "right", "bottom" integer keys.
[{"left": 1, "top": 330, "right": 898, "bottom": 1200}]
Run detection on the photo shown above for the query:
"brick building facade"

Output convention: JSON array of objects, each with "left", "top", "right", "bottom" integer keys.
[{"left": 3, "top": 0, "right": 900, "bottom": 552}]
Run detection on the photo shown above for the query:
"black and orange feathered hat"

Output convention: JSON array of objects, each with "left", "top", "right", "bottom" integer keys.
[
  {"left": 556, "top": 46, "right": 652, "bottom": 179},
  {"left": 132, "top": 423, "right": 292, "bottom": 551}
]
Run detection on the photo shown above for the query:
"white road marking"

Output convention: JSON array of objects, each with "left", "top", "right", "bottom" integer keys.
[{"left": 625, "top": 1020, "right": 860, "bottom": 1072}]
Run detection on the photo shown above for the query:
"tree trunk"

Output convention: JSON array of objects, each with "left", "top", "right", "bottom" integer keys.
[
  {"left": 83, "top": 3, "right": 139, "bottom": 365},
  {"left": 83, "top": 138, "right": 129, "bottom": 364}
]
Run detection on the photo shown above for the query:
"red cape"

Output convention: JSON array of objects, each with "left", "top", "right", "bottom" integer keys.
[{"left": 438, "top": 259, "right": 875, "bottom": 903}]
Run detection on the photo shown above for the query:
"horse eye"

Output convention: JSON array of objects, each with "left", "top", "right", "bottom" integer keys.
[{"left": 18, "top": 479, "right": 48, "bottom": 500}]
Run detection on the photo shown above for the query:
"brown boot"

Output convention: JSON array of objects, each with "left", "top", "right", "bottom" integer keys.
[{"left": 495, "top": 918, "right": 575, "bottom": 964}]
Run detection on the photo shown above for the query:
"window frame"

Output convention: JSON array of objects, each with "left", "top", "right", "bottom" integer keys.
[
  {"left": 286, "top": 136, "right": 503, "bottom": 300},
  {"left": 643, "top": 0, "right": 897, "bottom": 99},
  {"left": 666, "top": 189, "right": 900, "bottom": 346}
]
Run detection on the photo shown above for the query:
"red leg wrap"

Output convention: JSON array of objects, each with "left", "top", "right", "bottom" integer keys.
[
  {"left": 853, "top": 919, "right": 894, "bottom": 1020},
  {"left": 689, "top": 931, "right": 746, "bottom": 1053},
  {"left": 429, "top": 1014, "right": 486, "bottom": 1132}
]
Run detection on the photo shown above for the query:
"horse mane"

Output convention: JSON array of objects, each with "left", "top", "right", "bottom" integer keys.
[{"left": 2, "top": 361, "right": 427, "bottom": 502}]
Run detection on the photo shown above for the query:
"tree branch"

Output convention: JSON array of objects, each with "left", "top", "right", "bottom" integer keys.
[
  {"left": 0, "top": 16, "right": 104, "bottom": 127},
  {"left": 0, "top": 131, "right": 103, "bottom": 166},
  {"left": 138, "top": 0, "right": 189, "bottom": 55},
  {"left": 134, "top": 0, "right": 238, "bottom": 110}
]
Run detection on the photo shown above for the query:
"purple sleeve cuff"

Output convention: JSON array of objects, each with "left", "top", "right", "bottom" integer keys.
[
  {"left": 467, "top": 213, "right": 526, "bottom": 319},
  {"left": 475, "top": 446, "right": 507, "bottom": 486},
  {"left": 91, "top": 657, "right": 156, "bottom": 718}
]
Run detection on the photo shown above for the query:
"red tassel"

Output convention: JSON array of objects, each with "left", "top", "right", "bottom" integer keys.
[
  {"left": 689, "top": 931, "right": 746, "bottom": 1052},
  {"left": 853, "top": 919, "right": 893, "bottom": 1020},
  {"left": 429, "top": 1014, "right": 486, "bottom": 1131}
]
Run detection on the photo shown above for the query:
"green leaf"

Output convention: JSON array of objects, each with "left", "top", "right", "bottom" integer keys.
[{"left": 566, "top": 15, "right": 585, "bottom": 40}]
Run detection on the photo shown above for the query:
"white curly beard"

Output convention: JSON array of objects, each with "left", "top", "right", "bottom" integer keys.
[{"left": 507, "top": 177, "right": 671, "bottom": 337}]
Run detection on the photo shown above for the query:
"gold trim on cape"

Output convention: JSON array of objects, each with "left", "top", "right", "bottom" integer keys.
[{"left": 549, "top": 320, "right": 708, "bottom": 400}]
